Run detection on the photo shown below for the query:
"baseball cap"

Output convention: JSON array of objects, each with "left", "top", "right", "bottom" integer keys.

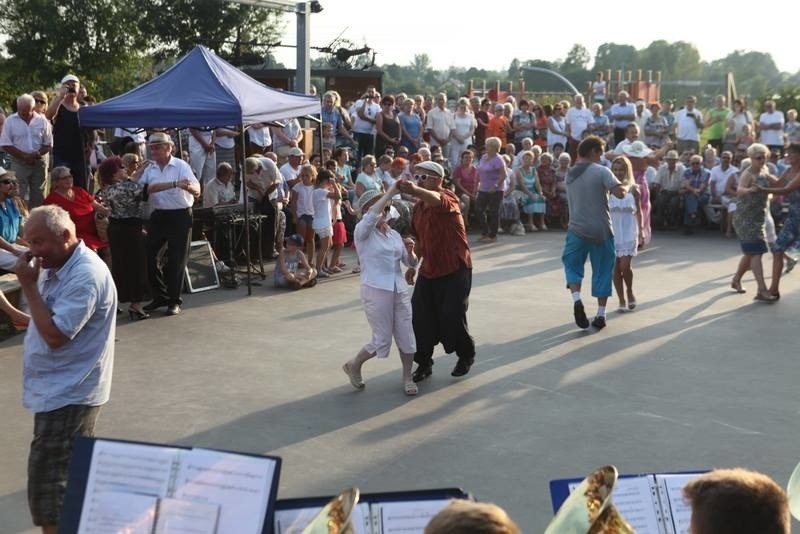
[
  {"left": 288, "top": 147, "right": 304, "bottom": 157},
  {"left": 285, "top": 234, "right": 304, "bottom": 246},
  {"left": 665, "top": 150, "right": 679, "bottom": 160},
  {"left": 61, "top": 74, "right": 80, "bottom": 85}
]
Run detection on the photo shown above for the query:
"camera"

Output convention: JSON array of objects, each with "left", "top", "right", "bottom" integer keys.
[{"left": 67, "top": 86, "right": 77, "bottom": 94}]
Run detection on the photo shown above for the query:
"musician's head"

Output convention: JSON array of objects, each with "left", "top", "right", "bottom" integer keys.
[
  {"left": 425, "top": 500, "right": 520, "bottom": 534},
  {"left": 684, "top": 468, "right": 790, "bottom": 534},
  {"left": 216, "top": 162, "right": 233, "bottom": 184}
]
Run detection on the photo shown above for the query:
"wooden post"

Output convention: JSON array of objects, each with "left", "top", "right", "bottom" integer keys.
[{"left": 467, "top": 80, "right": 474, "bottom": 98}]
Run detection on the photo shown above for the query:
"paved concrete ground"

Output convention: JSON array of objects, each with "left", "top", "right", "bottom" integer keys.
[{"left": 1, "top": 229, "right": 799, "bottom": 533}]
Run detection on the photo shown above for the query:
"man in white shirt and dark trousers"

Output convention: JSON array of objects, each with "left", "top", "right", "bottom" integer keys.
[
  {"left": 140, "top": 133, "right": 200, "bottom": 316},
  {"left": 673, "top": 96, "right": 703, "bottom": 155},
  {"left": 759, "top": 100, "right": 785, "bottom": 154},
  {"left": 0, "top": 94, "right": 52, "bottom": 207}
]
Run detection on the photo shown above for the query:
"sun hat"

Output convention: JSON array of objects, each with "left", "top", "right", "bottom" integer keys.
[
  {"left": 288, "top": 147, "right": 304, "bottom": 157},
  {"left": 355, "top": 190, "right": 382, "bottom": 214},
  {"left": 147, "top": 132, "right": 172, "bottom": 145},
  {"left": 61, "top": 74, "right": 80, "bottom": 85},
  {"left": 621, "top": 140, "right": 652, "bottom": 158},
  {"left": 665, "top": 150, "right": 679, "bottom": 160}
]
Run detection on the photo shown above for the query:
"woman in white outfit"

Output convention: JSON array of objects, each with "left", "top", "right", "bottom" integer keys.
[
  {"left": 449, "top": 98, "right": 476, "bottom": 169},
  {"left": 610, "top": 156, "right": 644, "bottom": 312},
  {"left": 342, "top": 183, "right": 419, "bottom": 396}
]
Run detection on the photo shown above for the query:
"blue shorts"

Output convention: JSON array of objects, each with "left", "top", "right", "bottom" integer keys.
[
  {"left": 298, "top": 214, "right": 313, "bottom": 225},
  {"left": 562, "top": 231, "right": 616, "bottom": 298}
]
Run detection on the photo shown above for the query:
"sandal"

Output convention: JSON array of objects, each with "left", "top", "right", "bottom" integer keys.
[
  {"left": 404, "top": 382, "right": 419, "bottom": 396},
  {"left": 329, "top": 266, "right": 342, "bottom": 273},
  {"left": 627, "top": 298, "right": 637, "bottom": 310},
  {"left": 342, "top": 362, "right": 365, "bottom": 389},
  {"left": 754, "top": 291, "right": 777, "bottom": 302},
  {"left": 351, "top": 266, "right": 361, "bottom": 274},
  {"left": 730, "top": 277, "right": 746, "bottom": 294}
]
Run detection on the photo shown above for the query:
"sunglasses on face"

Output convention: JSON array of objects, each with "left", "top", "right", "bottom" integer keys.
[
  {"left": 413, "top": 174, "right": 439, "bottom": 181},
  {"left": 0, "top": 180, "right": 17, "bottom": 185}
]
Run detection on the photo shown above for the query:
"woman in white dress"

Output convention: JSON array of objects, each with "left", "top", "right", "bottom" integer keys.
[
  {"left": 610, "top": 156, "right": 644, "bottom": 312},
  {"left": 449, "top": 98, "right": 476, "bottom": 169},
  {"left": 342, "top": 183, "right": 420, "bottom": 396}
]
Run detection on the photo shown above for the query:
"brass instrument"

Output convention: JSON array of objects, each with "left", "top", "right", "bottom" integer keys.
[
  {"left": 301, "top": 487, "right": 360, "bottom": 534},
  {"left": 544, "top": 465, "right": 635, "bottom": 534}
]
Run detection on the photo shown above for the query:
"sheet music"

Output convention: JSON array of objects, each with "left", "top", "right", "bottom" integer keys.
[
  {"left": 77, "top": 491, "right": 157, "bottom": 534},
  {"left": 568, "top": 476, "right": 661, "bottom": 533},
  {"left": 78, "top": 441, "right": 180, "bottom": 533},
  {"left": 274, "top": 503, "right": 370, "bottom": 534},
  {"left": 154, "top": 498, "right": 220, "bottom": 534},
  {"left": 375, "top": 499, "right": 452, "bottom": 533},
  {"left": 656, "top": 474, "right": 701, "bottom": 534},
  {"left": 171, "top": 449, "right": 277, "bottom": 534}
]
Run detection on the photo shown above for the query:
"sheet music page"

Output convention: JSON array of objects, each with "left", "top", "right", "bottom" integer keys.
[
  {"left": 78, "top": 441, "right": 180, "bottom": 533},
  {"left": 656, "top": 474, "right": 701, "bottom": 534},
  {"left": 77, "top": 491, "right": 157, "bottom": 534},
  {"left": 171, "top": 449, "right": 277, "bottom": 534},
  {"left": 376, "top": 499, "right": 452, "bottom": 533},
  {"left": 274, "top": 502, "right": 370, "bottom": 534},
  {"left": 154, "top": 497, "right": 220, "bottom": 534},
  {"left": 568, "top": 476, "right": 661, "bottom": 533}
]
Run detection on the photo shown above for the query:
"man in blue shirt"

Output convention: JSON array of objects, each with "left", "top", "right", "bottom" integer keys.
[{"left": 15, "top": 204, "right": 117, "bottom": 533}]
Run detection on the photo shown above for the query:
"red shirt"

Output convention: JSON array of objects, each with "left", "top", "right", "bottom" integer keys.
[{"left": 411, "top": 188, "right": 472, "bottom": 279}]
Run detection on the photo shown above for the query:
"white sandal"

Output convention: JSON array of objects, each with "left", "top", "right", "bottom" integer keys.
[
  {"left": 404, "top": 382, "right": 419, "bottom": 396},
  {"left": 342, "top": 362, "right": 365, "bottom": 389}
]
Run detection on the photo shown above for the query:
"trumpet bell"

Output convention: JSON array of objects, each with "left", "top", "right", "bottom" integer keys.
[
  {"left": 545, "top": 465, "right": 635, "bottom": 534},
  {"left": 301, "top": 487, "right": 360, "bottom": 534}
]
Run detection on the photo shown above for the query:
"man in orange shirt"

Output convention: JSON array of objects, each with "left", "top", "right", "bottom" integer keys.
[
  {"left": 486, "top": 103, "right": 509, "bottom": 146},
  {"left": 397, "top": 161, "right": 475, "bottom": 381}
]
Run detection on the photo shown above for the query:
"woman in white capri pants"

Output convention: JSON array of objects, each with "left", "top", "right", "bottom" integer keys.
[{"left": 342, "top": 182, "right": 419, "bottom": 395}]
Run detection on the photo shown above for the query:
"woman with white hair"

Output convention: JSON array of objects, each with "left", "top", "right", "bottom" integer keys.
[
  {"left": 731, "top": 143, "right": 777, "bottom": 301},
  {"left": 342, "top": 182, "right": 419, "bottom": 396},
  {"left": 475, "top": 137, "right": 506, "bottom": 242}
]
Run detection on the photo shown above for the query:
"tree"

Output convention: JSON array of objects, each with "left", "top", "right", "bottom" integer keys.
[
  {"left": 0, "top": 0, "right": 152, "bottom": 101},
  {"left": 592, "top": 43, "right": 638, "bottom": 74},
  {"left": 141, "top": 0, "right": 285, "bottom": 65}
]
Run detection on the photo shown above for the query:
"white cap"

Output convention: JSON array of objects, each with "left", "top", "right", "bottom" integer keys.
[{"left": 61, "top": 74, "right": 80, "bottom": 85}]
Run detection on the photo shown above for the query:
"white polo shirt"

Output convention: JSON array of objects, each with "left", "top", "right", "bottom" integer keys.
[
  {"left": 759, "top": 111, "right": 785, "bottom": 146},
  {"left": 565, "top": 106, "right": 593, "bottom": 139},
  {"left": 139, "top": 156, "right": 199, "bottom": 210},
  {"left": 0, "top": 112, "right": 52, "bottom": 153},
  {"left": 674, "top": 108, "right": 702, "bottom": 141}
]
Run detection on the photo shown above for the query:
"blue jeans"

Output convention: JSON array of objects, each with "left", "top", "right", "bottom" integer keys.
[{"left": 683, "top": 193, "right": 709, "bottom": 226}]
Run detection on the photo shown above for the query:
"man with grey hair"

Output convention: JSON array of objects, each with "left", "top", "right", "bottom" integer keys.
[
  {"left": 565, "top": 94, "right": 593, "bottom": 160},
  {"left": 14, "top": 204, "right": 116, "bottom": 533},
  {"left": 425, "top": 93, "right": 455, "bottom": 162},
  {"left": 609, "top": 91, "right": 636, "bottom": 146},
  {"left": 673, "top": 95, "right": 703, "bottom": 155},
  {"left": 0, "top": 94, "right": 52, "bottom": 207},
  {"left": 202, "top": 162, "right": 236, "bottom": 208}
]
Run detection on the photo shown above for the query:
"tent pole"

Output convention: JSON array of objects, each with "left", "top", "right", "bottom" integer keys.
[
  {"left": 318, "top": 116, "right": 325, "bottom": 166},
  {"left": 176, "top": 128, "right": 184, "bottom": 163},
  {"left": 240, "top": 124, "right": 252, "bottom": 296}
]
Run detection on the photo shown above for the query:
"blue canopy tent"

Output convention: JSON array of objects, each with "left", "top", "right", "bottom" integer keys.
[
  {"left": 79, "top": 45, "right": 320, "bottom": 128},
  {"left": 79, "top": 45, "right": 321, "bottom": 295}
]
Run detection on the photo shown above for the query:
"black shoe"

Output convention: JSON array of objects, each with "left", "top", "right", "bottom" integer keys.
[
  {"left": 591, "top": 316, "right": 606, "bottom": 329},
  {"left": 165, "top": 304, "right": 181, "bottom": 316},
  {"left": 412, "top": 363, "right": 433, "bottom": 383},
  {"left": 451, "top": 358, "right": 474, "bottom": 377},
  {"left": 143, "top": 299, "right": 168, "bottom": 312},
  {"left": 573, "top": 301, "right": 590, "bottom": 329}
]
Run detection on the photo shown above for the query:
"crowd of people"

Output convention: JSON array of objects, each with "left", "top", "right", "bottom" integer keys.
[{"left": 2, "top": 72, "right": 800, "bottom": 534}]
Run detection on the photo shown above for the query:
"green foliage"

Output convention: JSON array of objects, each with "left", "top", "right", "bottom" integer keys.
[
  {"left": 0, "top": 0, "right": 152, "bottom": 102},
  {"left": 141, "top": 0, "right": 285, "bottom": 65}
]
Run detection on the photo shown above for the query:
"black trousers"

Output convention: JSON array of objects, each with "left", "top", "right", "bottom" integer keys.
[
  {"left": 147, "top": 208, "right": 192, "bottom": 305},
  {"left": 412, "top": 265, "right": 475, "bottom": 367},
  {"left": 475, "top": 191, "right": 502, "bottom": 238}
]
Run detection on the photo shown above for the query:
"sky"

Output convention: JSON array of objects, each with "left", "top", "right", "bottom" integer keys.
[{"left": 270, "top": 0, "right": 800, "bottom": 75}]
